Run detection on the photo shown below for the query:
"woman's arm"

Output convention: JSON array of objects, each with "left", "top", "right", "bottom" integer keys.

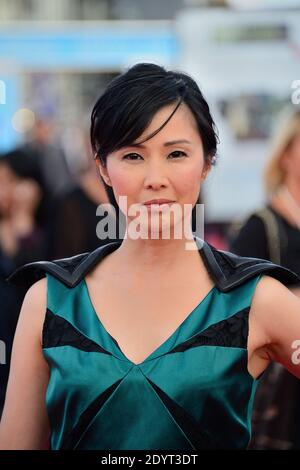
[
  {"left": 250, "top": 275, "right": 300, "bottom": 379},
  {"left": 0, "top": 278, "right": 51, "bottom": 449}
]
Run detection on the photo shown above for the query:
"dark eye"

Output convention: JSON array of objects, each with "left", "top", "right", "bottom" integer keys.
[
  {"left": 122, "top": 153, "right": 143, "bottom": 161},
  {"left": 168, "top": 151, "right": 187, "bottom": 159}
]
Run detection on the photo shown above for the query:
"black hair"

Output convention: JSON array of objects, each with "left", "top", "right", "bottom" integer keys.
[
  {"left": 0, "top": 149, "right": 42, "bottom": 182},
  {"left": 90, "top": 63, "right": 219, "bottom": 226},
  {"left": 91, "top": 63, "right": 218, "bottom": 166}
]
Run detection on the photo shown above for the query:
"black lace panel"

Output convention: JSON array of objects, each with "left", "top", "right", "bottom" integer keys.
[
  {"left": 167, "top": 307, "right": 250, "bottom": 355},
  {"left": 42, "top": 308, "right": 113, "bottom": 355}
]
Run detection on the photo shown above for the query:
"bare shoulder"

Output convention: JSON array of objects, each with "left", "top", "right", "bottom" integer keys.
[
  {"left": 253, "top": 273, "right": 291, "bottom": 297},
  {"left": 22, "top": 276, "right": 47, "bottom": 308},
  {"left": 250, "top": 274, "right": 298, "bottom": 331},
  {"left": 251, "top": 274, "right": 299, "bottom": 317},
  {"left": 19, "top": 277, "right": 48, "bottom": 344}
]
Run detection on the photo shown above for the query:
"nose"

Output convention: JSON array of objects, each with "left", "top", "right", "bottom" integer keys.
[{"left": 143, "top": 159, "right": 168, "bottom": 190}]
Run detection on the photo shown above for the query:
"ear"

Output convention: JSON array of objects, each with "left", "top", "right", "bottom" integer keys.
[{"left": 95, "top": 158, "right": 112, "bottom": 187}]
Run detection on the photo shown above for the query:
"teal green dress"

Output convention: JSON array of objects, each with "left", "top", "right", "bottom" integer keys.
[
  {"left": 8, "top": 238, "right": 299, "bottom": 450},
  {"left": 43, "top": 271, "right": 263, "bottom": 450}
]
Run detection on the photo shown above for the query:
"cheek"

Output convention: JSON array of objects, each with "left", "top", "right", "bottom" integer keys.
[
  {"left": 106, "top": 164, "right": 140, "bottom": 200},
  {"left": 174, "top": 165, "right": 203, "bottom": 200}
]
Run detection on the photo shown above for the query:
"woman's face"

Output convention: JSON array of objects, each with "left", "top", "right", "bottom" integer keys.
[{"left": 97, "top": 102, "right": 210, "bottom": 238}]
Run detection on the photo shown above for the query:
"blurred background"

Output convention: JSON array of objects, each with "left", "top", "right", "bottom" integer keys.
[
  {"left": 1, "top": 0, "right": 300, "bottom": 448},
  {"left": 1, "top": 0, "right": 300, "bottom": 250}
]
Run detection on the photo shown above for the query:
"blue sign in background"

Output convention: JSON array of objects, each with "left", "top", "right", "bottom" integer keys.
[
  {"left": 0, "top": 24, "right": 179, "bottom": 151},
  {"left": 0, "top": 74, "right": 20, "bottom": 152}
]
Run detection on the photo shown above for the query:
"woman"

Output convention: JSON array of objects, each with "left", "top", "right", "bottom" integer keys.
[
  {"left": 0, "top": 63, "right": 299, "bottom": 450},
  {"left": 230, "top": 109, "right": 300, "bottom": 450}
]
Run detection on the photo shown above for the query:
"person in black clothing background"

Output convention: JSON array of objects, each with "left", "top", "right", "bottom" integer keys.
[{"left": 229, "top": 108, "right": 300, "bottom": 449}]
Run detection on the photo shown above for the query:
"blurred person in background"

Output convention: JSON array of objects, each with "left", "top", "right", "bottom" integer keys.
[
  {"left": 22, "top": 117, "right": 75, "bottom": 200},
  {"left": 20, "top": 117, "right": 77, "bottom": 257},
  {"left": 229, "top": 109, "right": 300, "bottom": 450},
  {"left": 0, "top": 151, "right": 47, "bottom": 418},
  {"left": 51, "top": 130, "right": 123, "bottom": 258}
]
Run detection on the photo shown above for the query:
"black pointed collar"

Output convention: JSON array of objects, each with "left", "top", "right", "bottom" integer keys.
[{"left": 6, "top": 236, "right": 300, "bottom": 292}]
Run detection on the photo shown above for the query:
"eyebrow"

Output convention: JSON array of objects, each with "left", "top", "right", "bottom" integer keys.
[{"left": 125, "top": 139, "right": 192, "bottom": 149}]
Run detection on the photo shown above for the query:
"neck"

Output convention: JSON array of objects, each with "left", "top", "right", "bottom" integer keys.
[{"left": 116, "top": 227, "right": 200, "bottom": 274}]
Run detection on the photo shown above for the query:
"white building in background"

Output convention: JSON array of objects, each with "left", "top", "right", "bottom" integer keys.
[{"left": 176, "top": 7, "right": 300, "bottom": 221}]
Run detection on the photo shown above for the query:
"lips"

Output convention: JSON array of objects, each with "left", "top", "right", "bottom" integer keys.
[{"left": 143, "top": 199, "right": 175, "bottom": 205}]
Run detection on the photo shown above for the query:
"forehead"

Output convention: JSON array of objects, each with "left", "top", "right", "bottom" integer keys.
[{"left": 135, "top": 102, "right": 200, "bottom": 145}]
